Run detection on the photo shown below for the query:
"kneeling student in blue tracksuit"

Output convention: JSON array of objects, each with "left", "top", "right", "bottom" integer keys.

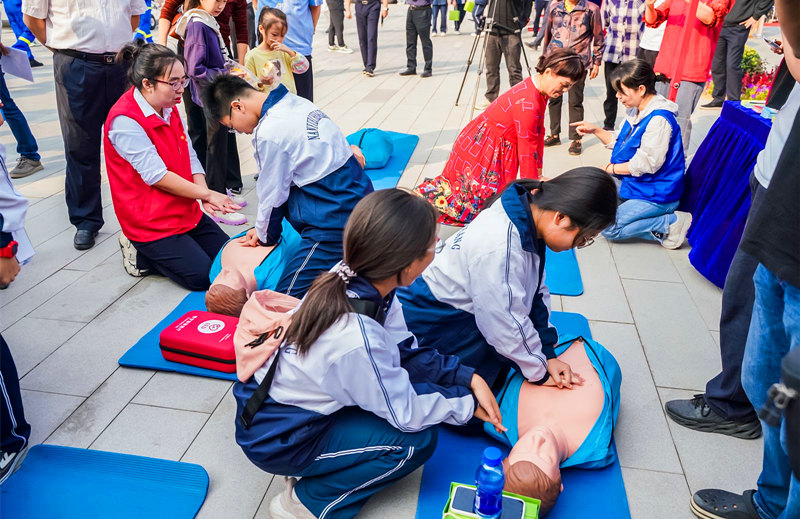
[
  {"left": 202, "top": 75, "right": 374, "bottom": 298},
  {"left": 399, "top": 168, "right": 619, "bottom": 394},
  {"left": 233, "top": 189, "right": 502, "bottom": 519}
]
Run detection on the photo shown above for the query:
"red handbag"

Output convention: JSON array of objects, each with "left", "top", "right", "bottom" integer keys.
[{"left": 159, "top": 310, "right": 239, "bottom": 372}]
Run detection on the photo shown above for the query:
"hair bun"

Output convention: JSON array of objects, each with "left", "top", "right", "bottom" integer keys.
[{"left": 115, "top": 39, "right": 145, "bottom": 65}]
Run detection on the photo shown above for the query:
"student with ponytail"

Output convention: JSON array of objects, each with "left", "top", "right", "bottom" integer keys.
[
  {"left": 399, "top": 168, "right": 618, "bottom": 396},
  {"left": 104, "top": 41, "right": 239, "bottom": 290},
  {"left": 234, "top": 189, "right": 502, "bottom": 519}
]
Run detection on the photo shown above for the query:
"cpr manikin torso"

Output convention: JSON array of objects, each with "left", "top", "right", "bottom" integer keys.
[{"left": 206, "top": 239, "right": 276, "bottom": 316}]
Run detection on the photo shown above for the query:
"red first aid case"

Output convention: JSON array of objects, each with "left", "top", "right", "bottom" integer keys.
[{"left": 159, "top": 311, "right": 239, "bottom": 373}]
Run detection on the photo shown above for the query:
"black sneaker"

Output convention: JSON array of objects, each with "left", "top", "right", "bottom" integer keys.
[
  {"left": 701, "top": 99, "right": 724, "bottom": 109},
  {"left": 29, "top": 58, "right": 44, "bottom": 68},
  {"left": 568, "top": 140, "right": 582, "bottom": 155},
  {"left": 399, "top": 69, "right": 417, "bottom": 76},
  {"left": 690, "top": 489, "right": 760, "bottom": 519},
  {"left": 665, "top": 394, "right": 762, "bottom": 439},
  {"left": 420, "top": 70, "right": 432, "bottom": 78},
  {"left": 544, "top": 135, "right": 561, "bottom": 147},
  {"left": 0, "top": 447, "right": 27, "bottom": 485}
]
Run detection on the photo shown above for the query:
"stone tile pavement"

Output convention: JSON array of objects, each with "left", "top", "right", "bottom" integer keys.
[{"left": 1, "top": 11, "right": 779, "bottom": 519}]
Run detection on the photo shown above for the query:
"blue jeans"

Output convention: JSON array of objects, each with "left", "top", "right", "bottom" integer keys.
[
  {"left": 432, "top": 4, "right": 447, "bottom": 33},
  {"left": 0, "top": 68, "right": 40, "bottom": 161},
  {"left": 292, "top": 407, "right": 438, "bottom": 519},
  {"left": 742, "top": 264, "right": 800, "bottom": 519},
  {"left": 602, "top": 199, "right": 678, "bottom": 242}
]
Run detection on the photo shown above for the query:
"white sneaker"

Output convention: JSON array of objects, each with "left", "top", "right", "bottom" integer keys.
[
  {"left": 269, "top": 477, "right": 316, "bottom": 519},
  {"left": 432, "top": 31, "right": 439, "bottom": 37},
  {"left": 454, "top": 29, "right": 461, "bottom": 34},
  {"left": 336, "top": 45, "right": 354, "bottom": 54},
  {"left": 210, "top": 211, "right": 248, "bottom": 226},
  {"left": 474, "top": 98, "right": 491, "bottom": 111},
  {"left": 119, "top": 232, "right": 150, "bottom": 277},
  {"left": 226, "top": 188, "right": 247, "bottom": 208},
  {"left": 328, "top": 44, "right": 339, "bottom": 52},
  {"left": 0, "top": 445, "right": 28, "bottom": 485},
  {"left": 661, "top": 211, "right": 693, "bottom": 249}
]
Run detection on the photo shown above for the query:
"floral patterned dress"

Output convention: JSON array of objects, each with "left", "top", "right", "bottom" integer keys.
[{"left": 416, "top": 77, "right": 549, "bottom": 225}]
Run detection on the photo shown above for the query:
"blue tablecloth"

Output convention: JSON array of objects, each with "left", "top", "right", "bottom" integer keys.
[{"left": 680, "top": 102, "right": 772, "bottom": 288}]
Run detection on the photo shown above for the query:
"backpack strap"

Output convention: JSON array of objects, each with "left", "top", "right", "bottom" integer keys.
[{"left": 239, "top": 297, "right": 383, "bottom": 429}]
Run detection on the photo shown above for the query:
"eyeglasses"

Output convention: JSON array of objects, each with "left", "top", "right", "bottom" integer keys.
[
  {"left": 576, "top": 234, "right": 596, "bottom": 249},
  {"left": 150, "top": 77, "right": 191, "bottom": 91}
]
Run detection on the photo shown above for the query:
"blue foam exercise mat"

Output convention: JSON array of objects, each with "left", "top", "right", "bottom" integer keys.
[
  {"left": 118, "top": 291, "right": 237, "bottom": 381},
  {"left": 545, "top": 248, "right": 583, "bottom": 297},
  {"left": 416, "top": 310, "right": 630, "bottom": 519},
  {"left": 0, "top": 444, "right": 209, "bottom": 518},
  {"left": 347, "top": 130, "right": 419, "bottom": 190}
]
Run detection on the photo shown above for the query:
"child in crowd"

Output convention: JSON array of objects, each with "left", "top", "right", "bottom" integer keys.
[
  {"left": 574, "top": 59, "right": 692, "bottom": 249},
  {"left": 201, "top": 75, "right": 374, "bottom": 298},
  {"left": 176, "top": 0, "right": 248, "bottom": 226},
  {"left": 399, "top": 169, "right": 618, "bottom": 394},
  {"left": 245, "top": 7, "right": 310, "bottom": 95},
  {"left": 233, "top": 189, "right": 502, "bottom": 519}
]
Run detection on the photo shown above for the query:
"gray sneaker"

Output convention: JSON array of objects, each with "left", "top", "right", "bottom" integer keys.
[
  {"left": 10, "top": 157, "right": 43, "bottom": 179},
  {"left": 119, "top": 233, "right": 150, "bottom": 277}
]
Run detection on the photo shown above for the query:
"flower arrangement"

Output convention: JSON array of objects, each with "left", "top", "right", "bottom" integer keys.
[{"left": 704, "top": 46, "right": 777, "bottom": 101}]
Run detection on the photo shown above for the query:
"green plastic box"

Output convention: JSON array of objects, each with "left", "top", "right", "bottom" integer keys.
[
  {"left": 449, "top": 9, "right": 461, "bottom": 20},
  {"left": 442, "top": 483, "right": 541, "bottom": 519},
  {"left": 464, "top": 0, "right": 475, "bottom": 12}
]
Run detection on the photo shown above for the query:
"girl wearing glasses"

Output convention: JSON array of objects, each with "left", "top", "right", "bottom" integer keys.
[
  {"left": 398, "top": 168, "right": 618, "bottom": 399},
  {"left": 103, "top": 41, "right": 238, "bottom": 291},
  {"left": 573, "top": 59, "right": 691, "bottom": 250}
]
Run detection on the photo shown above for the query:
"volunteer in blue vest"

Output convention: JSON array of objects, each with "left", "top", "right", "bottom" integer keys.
[
  {"left": 573, "top": 59, "right": 692, "bottom": 249},
  {"left": 398, "top": 168, "right": 619, "bottom": 395},
  {"left": 202, "top": 75, "right": 374, "bottom": 298},
  {"left": 103, "top": 41, "right": 241, "bottom": 291},
  {"left": 233, "top": 189, "right": 503, "bottom": 519}
]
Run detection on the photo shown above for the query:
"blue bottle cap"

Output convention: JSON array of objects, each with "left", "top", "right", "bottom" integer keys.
[{"left": 482, "top": 447, "right": 503, "bottom": 467}]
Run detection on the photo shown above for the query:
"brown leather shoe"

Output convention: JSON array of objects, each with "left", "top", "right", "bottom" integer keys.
[{"left": 544, "top": 135, "right": 561, "bottom": 147}]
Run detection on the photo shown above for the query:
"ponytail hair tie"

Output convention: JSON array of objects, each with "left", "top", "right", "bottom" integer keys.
[{"left": 334, "top": 261, "right": 357, "bottom": 284}]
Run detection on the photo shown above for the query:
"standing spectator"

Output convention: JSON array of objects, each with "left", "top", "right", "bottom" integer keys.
[
  {"left": 532, "top": 0, "right": 548, "bottom": 37},
  {"left": 400, "top": 0, "right": 433, "bottom": 77},
  {"left": 636, "top": 0, "right": 666, "bottom": 67},
  {"left": 0, "top": 42, "right": 43, "bottom": 179},
  {"left": 258, "top": 0, "right": 323, "bottom": 101},
  {"left": 541, "top": 0, "right": 603, "bottom": 156},
  {"left": 601, "top": 0, "right": 645, "bottom": 131},
  {"left": 3, "top": 0, "right": 42, "bottom": 67},
  {"left": 327, "top": 0, "right": 353, "bottom": 52},
  {"left": 473, "top": 0, "right": 486, "bottom": 34},
  {"left": 702, "top": 0, "right": 774, "bottom": 109},
  {"left": 644, "top": 0, "right": 731, "bottom": 151},
  {"left": 527, "top": 0, "right": 550, "bottom": 50},
  {"left": 346, "top": 0, "right": 389, "bottom": 76},
  {"left": 159, "top": 0, "right": 248, "bottom": 196},
  {"left": 475, "top": 0, "right": 532, "bottom": 110},
  {"left": 248, "top": 0, "right": 258, "bottom": 47},
  {"left": 450, "top": 0, "right": 465, "bottom": 34},
  {"left": 1, "top": 107, "right": 34, "bottom": 485},
  {"left": 431, "top": 0, "right": 447, "bottom": 36},
  {"left": 23, "top": 0, "right": 148, "bottom": 251},
  {"left": 134, "top": 0, "right": 155, "bottom": 41}
]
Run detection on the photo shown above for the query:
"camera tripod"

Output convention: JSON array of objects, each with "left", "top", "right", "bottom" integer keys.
[{"left": 454, "top": 0, "right": 533, "bottom": 114}]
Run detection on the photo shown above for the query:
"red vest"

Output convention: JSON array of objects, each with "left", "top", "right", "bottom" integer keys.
[{"left": 103, "top": 88, "right": 203, "bottom": 243}]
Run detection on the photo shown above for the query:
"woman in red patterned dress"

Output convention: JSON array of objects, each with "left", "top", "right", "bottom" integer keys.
[{"left": 416, "top": 48, "right": 586, "bottom": 225}]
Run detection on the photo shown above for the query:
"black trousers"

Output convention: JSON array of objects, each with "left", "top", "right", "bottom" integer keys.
[
  {"left": 636, "top": 47, "right": 658, "bottom": 68},
  {"left": 356, "top": 1, "right": 381, "bottom": 72},
  {"left": 548, "top": 71, "right": 586, "bottom": 140},
  {"left": 704, "top": 175, "right": 765, "bottom": 422},
  {"left": 710, "top": 24, "right": 750, "bottom": 102},
  {"left": 53, "top": 52, "right": 126, "bottom": 232},
  {"left": 327, "top": 0, "right": 346, "bottom": 46},
  {"left": 533, "top": 0, "right": 547, "bottom": 35},
  {"left": 603, "top": 61, "right": 622, "bottom": 129},
  {"left": 485, "top": 32, "right": 522, "bottom": 102},
  {"left": 247, "top": 2, "right": 257, "bottom": 48},
  {"left": 0, "top": 335, "right": 30, "bottom": 455},
  {"left": 406, "top": 7, "right": 433, "bottom": 73},
  {"left": 295, "top": 54, "right": 314, "bottom": 101},
  {"left": 131, "top": 214, "right": 229, "bottom": 291}
]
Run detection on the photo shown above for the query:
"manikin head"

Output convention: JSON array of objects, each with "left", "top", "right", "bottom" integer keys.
[
  {"left": 504, "top": 427, "right": 564, "bottom": 515},
  {"left": 206, "top": 268, "right": 249, "bottom": 317}
]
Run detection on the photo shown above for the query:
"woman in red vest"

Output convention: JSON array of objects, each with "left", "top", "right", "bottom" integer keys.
[{"left": 104, "top": 41, "right": 241, "bottom": 291}]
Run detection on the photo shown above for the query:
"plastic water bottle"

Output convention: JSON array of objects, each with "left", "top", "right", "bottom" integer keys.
[{"left": 474, "top": 446, "right": 505, "bottom": 518}]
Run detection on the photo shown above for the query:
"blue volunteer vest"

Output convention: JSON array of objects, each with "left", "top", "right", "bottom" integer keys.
[{"left": 610, "top": 109, "right": 685, "bottom": 204}]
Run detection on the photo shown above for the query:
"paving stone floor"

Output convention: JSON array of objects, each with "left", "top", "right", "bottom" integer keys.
[{"left": 1, "top": 11, "right": 779, "bottom": 519}]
